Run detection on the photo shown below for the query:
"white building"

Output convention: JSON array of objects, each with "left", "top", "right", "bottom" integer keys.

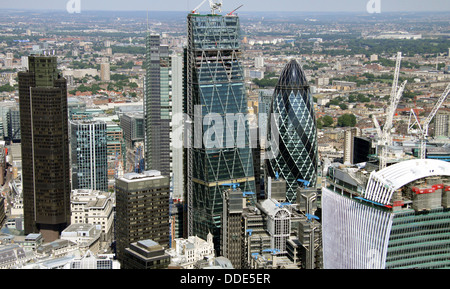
[
  {"left": 322, "top": 159, "right": 450, "bottom": 269},
  {"left": 166, "top": 233, "right": 215, "bottom": 269},
  {"left": 61, "top": 223, "right": 102, "bottom": 255},
  {"left": 70, "top": 189, "right": 114, "bottom": 248}
]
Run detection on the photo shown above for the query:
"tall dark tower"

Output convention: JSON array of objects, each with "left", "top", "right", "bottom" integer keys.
[
  {"left": 184, "top": 8, "right": 256, "bottom": 251},
  {"left": 19, "top": 55, "right": 71, "bottom": 242},
  {"left": 266, "top": 59, "right": 318, "bottom": 202},
  {"left": 144, "top": 33, "right": 171, "bottom": 176}
]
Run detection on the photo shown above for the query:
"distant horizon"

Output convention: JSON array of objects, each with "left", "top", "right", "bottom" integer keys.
[
  {"left": 1, "top": 0, "right": 449, "bottom": 13},
  {"left": 2, "top": 8, "right": 450, "bottom": 14}
]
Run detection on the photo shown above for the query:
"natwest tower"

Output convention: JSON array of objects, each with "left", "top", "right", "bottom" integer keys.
[{"left": 18, "top": 55, "right": 71, "bottom": 242}]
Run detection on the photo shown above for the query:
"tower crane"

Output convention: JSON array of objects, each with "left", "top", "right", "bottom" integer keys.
[
  {"left": 372, "top": 52, "right": 406, "bottom": 169},
  {"left": 227, "top": 4, "right": 243, "bottom": 15},
  {"left": 408, "top": 83, "right": 450, "bottom": 159},
  {"left": 191, "top": 0, "right": 207, "bottom": 14}
]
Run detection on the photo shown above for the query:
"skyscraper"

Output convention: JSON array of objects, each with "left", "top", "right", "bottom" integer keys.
[
  {"left": 322, "top": 159, "right": 450, "bottom": 269},
  {"left": 70, "top": 119, "right": 108, "bottom": 191},
  {"left": 18, "top": 55, "right": 71, "bottom": 242},
  {"left": 185, "top": 10, "right": 256, "bottom": 250},
  {"left": 144, "top": 33, "right": 171, "bottom": 177},
  {"left": 266, "top": 59, "right": 318, "bottom": 202}
]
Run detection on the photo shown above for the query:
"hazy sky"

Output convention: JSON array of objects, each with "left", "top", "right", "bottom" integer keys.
[{"left": 1, "top": 0, "right": 450, "bottom": 12}]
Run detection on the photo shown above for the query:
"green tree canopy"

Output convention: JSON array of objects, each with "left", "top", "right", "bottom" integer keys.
[{"left": 337, "top": 113, "right": 356, "bottom": 127}]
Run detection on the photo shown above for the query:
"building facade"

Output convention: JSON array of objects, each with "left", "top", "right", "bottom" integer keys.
[
  {"left": 115, "top": 170, "right": 170, "bottom": 263},
  {"left": 70, "top": 189, "right": 114, "bottom": 247},
  {"left": 18, "top": 55, "right": 71, "bottom": 242},
  {"left": 184, "top": 11, "right": 256, "bottom": 252},
  {"left": 265, "top": 59, "right": 318, "bottom": 202},
  {"left": 322, "top": 159, "right": 450, "bottom": 269},
  {"left": 70, "top": 120, "right": 108, "bottom": 192},
  {"left": 144, "top": 33, "right": 171, "bottom": 177}
]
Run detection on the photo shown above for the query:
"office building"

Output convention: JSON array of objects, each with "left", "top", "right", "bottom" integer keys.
[
  {"left": 120, "top": 112, "right": 144, "bottom": 148},
  {"left": 170, "top": 54, "right": 184, "bottom": 201},
  {"left": 222, "top": 187, "right": 244, "bottom": 269},
  {"left": 265, "top": 59, "right": 318, "bottom": 202},
  {"left": 144, "top": 34, "right": 171, "bottom": 177},
  {"left": 121, "top": 239, "right": 170, "bottom": 269},
  {"left": 7, "top": 108, "right": 20, "bottom": 143},
  {"left": 167, "top": 234, "right": 215, "bottom": 269},
  {"left": 18, "top": 55, "right": 71, "bottom": 242},
  {"left": 115, "top": 170, "right": 170, "bottom": 263},
  {"left": 70, "top": 120, "right": 108, "bottom": 192},
  {"left": 100, "top": 62, "right": 110, "bottom": 82},
  {"left": 70, "top": 189, "right": 114, "bottom": 247},
  {"left": 434, "top": 111, "right": 450, "bottom": 137},
  {"left": 322, "top": 159, "right": 450, "bottom": 269},
  {"left": 184, "top": 9, "right": 256, "bottom": 252},
  {"left": 343, "top": 127, "right": 361, "bottom": 164}
]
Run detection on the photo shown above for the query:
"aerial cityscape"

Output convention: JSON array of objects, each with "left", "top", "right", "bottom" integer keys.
[{"left": 0, "top": 0, "right": 450, "bottom": 275}]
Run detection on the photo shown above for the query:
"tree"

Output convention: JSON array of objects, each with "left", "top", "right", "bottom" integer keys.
[
  {"left": 321, "top": 115, "right": 334, "bottom": 127},
  {"left": 337, "top": 113, "right": 356, "bottom": 127}
]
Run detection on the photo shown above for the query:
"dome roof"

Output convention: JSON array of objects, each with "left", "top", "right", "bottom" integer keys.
[{"left": 276, "top": 59, "right": 309, "bottom": 89}]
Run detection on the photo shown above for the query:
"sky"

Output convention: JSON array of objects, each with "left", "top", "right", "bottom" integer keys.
[{"left": 1, "top": 0, "right": 450, "bottom": 13}]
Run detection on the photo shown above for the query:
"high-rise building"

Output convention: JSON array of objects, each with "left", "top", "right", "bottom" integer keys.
[
  {"left": 222, "top": 187, "right": 244, "bottom": 269},
  {"left": 70, "top": 120, "right": 108, "bottom": 192},
  {"left": 170, "top": 54, "right": 184, "bottom": 201},
  {"left": 265, "top": 59, "right": 318, "bottom": 202},
  {"left": 144, "top": 33, "right": 171, "bottom": 177},
  {"left": 343, "top": 127, "right": 361, "bottom": 164},
  {"left": 185, "top": 10, "right": 256, "bottom": 251},
  {"left": 434, "top": 111, "right": 450, "bottom": 137},
  {"left": 115, "top": 170, "right": 170, "bottom": 263},
  {"left": 100, "top": 62, "right": 110, "bottom": 82},
  {"left": 7, "top": 107, "right": 21, "bottom": 143},
  {"left": 322, "top": 159, "right": 450, "bottom": 269},
  {"left": 18, "top": 55, "right": 71, "bottom": 242}
]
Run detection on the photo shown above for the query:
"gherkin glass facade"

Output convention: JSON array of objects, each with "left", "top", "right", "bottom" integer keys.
[
  {"left": 266, "top": 60, "right": 318, "bottom": 202},
  {"left": 185, "top": 13, "right": 255, "bottom": 250}
]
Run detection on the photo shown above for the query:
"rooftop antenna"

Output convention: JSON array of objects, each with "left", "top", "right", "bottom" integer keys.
[{"left": 147, "top": 10, "right": 149, "bottom": 31}]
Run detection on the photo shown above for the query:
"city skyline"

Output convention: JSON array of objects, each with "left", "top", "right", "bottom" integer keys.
[
  {"left": 1, "top": 0, "right": 450, "bottom": 13},
  {"left": 0, "top": 0, "right": 449, "bottom": 272}
]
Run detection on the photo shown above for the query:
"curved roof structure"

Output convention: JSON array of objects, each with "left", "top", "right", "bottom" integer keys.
[
  {"left": 364, "top": 159, "right": 450, "bottom": 205},
  {"left": 275, "top": 59, "right": 309, "bottom": 89}
]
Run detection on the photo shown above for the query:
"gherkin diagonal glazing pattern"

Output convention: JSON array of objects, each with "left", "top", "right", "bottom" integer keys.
[{"left": 266, "top": 59, "right": 318, "bottom": 202}]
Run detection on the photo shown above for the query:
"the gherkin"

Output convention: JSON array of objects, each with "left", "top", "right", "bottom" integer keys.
[{"left": 266, "top": 59, "right": 318, "bottom": 202}]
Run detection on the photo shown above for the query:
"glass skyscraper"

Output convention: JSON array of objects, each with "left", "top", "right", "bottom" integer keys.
[
  {"left": 185, "top": 12, "right": 256, "bottom": 250},
  {"left": 70, "top": 120, "right": 108, "bottom": 192},
  {"left": 266, "top": 59, "right": 318, "bottom": 202}
]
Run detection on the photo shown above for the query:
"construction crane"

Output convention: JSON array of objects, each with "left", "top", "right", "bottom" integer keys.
[
  {"left": 372, "top": 114, "right": 382, "bottom": 137},
  {"left": 191, "top": 0, "right": 207, "bottom": 13},
  {"left": 408, "top": 83, "right": 450, "bottom": 159},
  {"left": 372, "top": 52, "right": 406, "bottom": 169},
  {"left": 227, "top": 4, "right": 243, "bottom": 15}
]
